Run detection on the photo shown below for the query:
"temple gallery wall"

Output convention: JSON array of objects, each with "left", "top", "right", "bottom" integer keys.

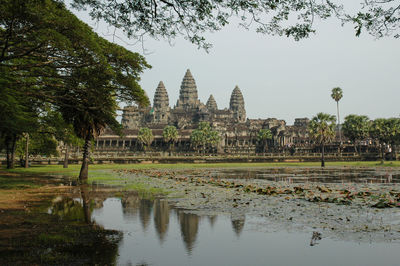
[{"left": 96, "top": 69, "right": 312, "bottom": 153}]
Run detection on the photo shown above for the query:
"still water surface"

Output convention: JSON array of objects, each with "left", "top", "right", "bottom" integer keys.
[
  {"left": 91, "top": 196, "right": 400, "bottom": 266},
  {"left": 189, "top": 167, "right": 400, "bottom": 184}
]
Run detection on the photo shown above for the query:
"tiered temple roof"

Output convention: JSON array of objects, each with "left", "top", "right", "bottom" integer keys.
[
  {"left": 229, "top": 85, "right": 246, "bottom": 122},
  {"left": 206, "top": 94, "right": 218, "bottom": 110},
  {"left": 176, "top": 69, "right": 199, "bottom": 109},
  {"left": 153, "top": 81, "right": 169, "bottom": 110}
]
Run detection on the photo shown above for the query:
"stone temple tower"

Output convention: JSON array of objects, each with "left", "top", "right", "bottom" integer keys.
[
  {"left": 229, "top": 85, "right": 246, "bottom": 122},
  {"left": 152, "top": 81, "right": 170, "bottom": 123},
  {"left": 206, "top": 94, "right": 218, "bottom": 111},
  {"left": 176, "top": 69, "right": 200, "bottom": 110}
]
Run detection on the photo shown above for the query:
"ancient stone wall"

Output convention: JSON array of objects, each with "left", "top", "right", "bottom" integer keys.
[{"left": 116, "top": 69, "right": 310, "bottom": 153}]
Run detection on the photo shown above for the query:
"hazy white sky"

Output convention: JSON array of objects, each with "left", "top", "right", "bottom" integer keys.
[{"left": 71, "top": 3, "right": 400, "bottom": 125}]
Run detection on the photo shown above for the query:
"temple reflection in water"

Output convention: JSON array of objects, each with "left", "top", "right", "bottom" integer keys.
[
  {"left": 231, "top": 214, "right": 246, "bottom": 237},
  {"left": 66, "top": 191, "right": 249, "bottom": 257},
  {"left": 153, "top": 199, "right": 170, "bottom": 243},
  {"left": 177, "top": 210, "right": 200, "bottom": 254},
  {"left": 114, "top": 194, "right": 246, "bottom": 253}
]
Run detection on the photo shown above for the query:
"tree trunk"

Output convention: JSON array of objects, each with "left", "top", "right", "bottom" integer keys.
[
  {"left": 5, "top": 134, "right": 17, "bottom": 169},
  {"left": 24, "top": 133, "right": 29, "bottom": 168},
  {"left": 380, "top": 143, "right": 385, "bottom": 164},
  {"left": 63, "top": 144, "right": 69, "bottom": 168},
  {"left": 5, "top": 136, "right": 11, "bottom": 169},
  {"left": 80, "top": 184, "right": 92, "bottom": 224},
  {"left": 391, "top": 143, "right": 396, "bottom": 161},
  {"left": 79, "top": 136, "right": 90, "bottom": 183},
  {"left": 337, "top": 101, "right": 341, "bottom": 144},
  {"left": 321, "top": 143, "right": 325, "bottom": 167},
  {"left": 354, "top": 141, "right": 358, "bottom": 154}
]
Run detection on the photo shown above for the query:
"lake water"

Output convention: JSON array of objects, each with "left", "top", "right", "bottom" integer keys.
[
  {"left": 184, "top": 167, "right": 400, "bottom": 184},
  {"left": 91, "top": 196, "right": 400, "bottom": 266}
]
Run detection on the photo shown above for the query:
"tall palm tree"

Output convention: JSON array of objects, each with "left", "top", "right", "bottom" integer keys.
[
  {"left": 138, "top": 127, "right": 154, "bottom": 152},
  {"left": 308, "top": 113, "right": 336, "bottom": 167},
  {"left": 163, "top": 125, "right": 178, "bottom": 155},
  {"left": 190, "top": 129, "right": 205, "bottom": 154},
  {"left": 331, "top": 87, "right": 343, "bottom": 145}
]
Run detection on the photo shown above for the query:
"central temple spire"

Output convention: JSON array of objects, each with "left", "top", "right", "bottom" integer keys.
[
  {"left": 229, "top": 85, "right": 246, "bottom": 122},
  {"left": 176, "top": 69, "right": 200, "bottom": 109}
]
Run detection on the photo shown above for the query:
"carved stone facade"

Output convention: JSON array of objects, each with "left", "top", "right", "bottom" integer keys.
[{"left": 97, "top": 69, "right": 310, "bottom": 153}]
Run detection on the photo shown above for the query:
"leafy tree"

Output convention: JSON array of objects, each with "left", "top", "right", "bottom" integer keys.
[
  {"left": 162, "top": 125, "right": 178, "bottom": 155},
  {"left": 61, "top": 130, "right": 83, "bottom": 168},
  {"left": 257, "top": 129, "right": 273, "bottom": 154},
  {"left": 138, "top": 128, "right": 154, "bottom": 152},
  {"left": 370, "top": 118, "right": 400, "bottom": 162},
  {"left": 72, "top": 1, "right": 400, "bottom": 49},
  {"left": 72, "top": 0, "right": 341, "bottom": 50},
  {"left": 42, "top": 109, "right": 83, "bottom": 168},
  {"left": 388, "top": 118, "right": 400, "bottom": 160},
  {"left": 13, "top": 107, "right": 84, "bottom": 168},
  {"left": 190, "top": 130, "right": 206, "bottom": 154},
  {"left": 190, "top": 122, "right": 220, "bottom": 154},
  {"left": 60, "top": 66, "right": 122, "bottom": 180},
  {"left": 0, "top": 84, "right": 39, "bottom": 169},
  {"left": 342, "top": 114, "right": 370, "bottom": 154},
  {"left": 1, "top": 0, "right": 150, "bottom": 179},
  {"left": 58, "top": 36, "right": 149, "bottom": 181},
  {"left": 15, "top": 132, "right": 59, "bottom": 160},
  {"left": 331, "top": 87, "right": 343, "bottom": 145},
  {"left": 344, "top": 1, "right": 400, "bottom": 39},
  {"left": 207, "top": 130, "right": 221, "bottom": 153},
  {"left": 1, "top": 0, "right": 101, "bottom": 90},
  {"left": 308, "top": 113, "right": 336, "bottom": 167}
]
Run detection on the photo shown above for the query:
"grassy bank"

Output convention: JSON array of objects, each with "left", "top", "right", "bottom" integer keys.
[
  {"left": 5, "top": 160, "right": 400, "bottom": 176},
  {"left": 3, "top": 161, "right": 399, "bottom": 196}
]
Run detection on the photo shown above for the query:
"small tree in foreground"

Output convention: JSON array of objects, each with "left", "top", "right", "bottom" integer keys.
[
  {"left": 369, "top": 118, "right": 400, "bottom": 163},
  {"left": 138, "top": 128, "right": 154, "bottom": 152},
  {"left": 257, "top": 129, "right": 273, "bottom": 154},
  {"left": 308, "top": 113, "right": 336, "bottom": 167},
  {"left": 15, "top": 132, "right": 58, "bottom": 165},
  {"left": 342, "top": 114, "right": 370, "bottom": 154},
  {"left": 162, "top": 125, "right": 178, "bottom": 155},
  {"left": 190, "top": 122, "right": 220, "bottom": 154},
  {"left": 190, "top": 130, "right": 206, "bottom": 154}
]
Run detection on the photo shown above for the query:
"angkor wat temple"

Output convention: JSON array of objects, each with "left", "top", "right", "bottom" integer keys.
[{"left": 96, "top": 69, "right": 310, "bottom": 153}]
